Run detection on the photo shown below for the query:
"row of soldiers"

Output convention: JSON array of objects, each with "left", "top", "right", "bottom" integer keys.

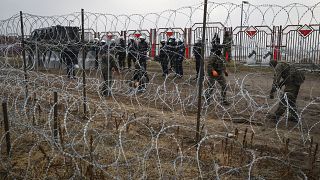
[
  {"left": 158, "top": 36, "right": 185, "bottom": 77},
  {"left": 98, "top": 36, "right": 150, "bottom": 95},
  {"left": 63, "top": 32, "right": 305, "bottom": 123}
]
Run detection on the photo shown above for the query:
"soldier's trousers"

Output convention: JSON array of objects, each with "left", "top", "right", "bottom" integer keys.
[
  {"left": 174, "top": 58, "right": 183, "bottom": 76},
  {"left": 67, "top": 63, "right": 75, "bottom": 78},
  {"left": 160, "top": 58, "right": 169, "bottom": 75},
  {"left": 139, "top": 57, "right": 147, "bottom": 71},
  {"left": 127, "top": 53, "right": 136, "bottom": 69},
  {"left": 118, "top": 52, "right": 126, "bottom": 69},
  {"left": 205, "top": 75, "right": 227, "bottom": 102},
  {"left": 195, "top": 58, "right": 201, "bottom": 77},
  {"left": 275, "top": 84, "right": 300, "bottom": 119},
  {"left": 101, "top": 71, "right": 113, "bottom": 96}
]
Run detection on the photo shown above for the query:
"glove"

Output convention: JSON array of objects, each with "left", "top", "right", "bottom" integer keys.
[
  {"left": 224, "top": 70, "right": 229, "bottom": 77},
  {"left": 269, "top": 93, "right": 274, "bottom": 99}
]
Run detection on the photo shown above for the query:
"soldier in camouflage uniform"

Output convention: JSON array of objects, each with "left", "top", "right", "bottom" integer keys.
[
  {"left": 223, "top": 31, "right": 232, "bottom": 61},
  {"left": 116, "top": 36, "right": 126, "bottom": 70},
  {"left": 99, "top": 40, "right": 119, "bottom": 96},
  {"left": 267, "top": 60, "right": 305, "bottom": 121},
  {"left": 61, "top": 44, "right": 79, "bottom": 79},
  {"left": 205, "top": 38, "right": 230, "bottom": 106},
  {"left": 127, "top": 36, "right": 138, "bottom": 69}
]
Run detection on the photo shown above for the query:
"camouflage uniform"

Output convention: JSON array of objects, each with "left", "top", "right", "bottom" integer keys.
[
  {"left": 167, "top": 38, "right": 177, "bottom": 71},
  {"left": 100, "top": 44, "right": 119, "bottom": 96},
  {"left": 269, "top": 60, "right": 305, "bottom": 121},
  {"left": 127, "top": 39, "right": 138, "bottom": 69},
  {"left": 205, "top": 49, "right": 229, "bottom": 105}
]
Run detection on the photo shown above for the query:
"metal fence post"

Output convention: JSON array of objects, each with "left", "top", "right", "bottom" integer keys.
[
  {"left": 81, "top": 9, "right": 87, "bottom": 117},
  {"left": 196, "top": 0, "right": 208, "bottom": 142},
  {"left": 20, "top": 11, "right": 28, "bottom": 99}
]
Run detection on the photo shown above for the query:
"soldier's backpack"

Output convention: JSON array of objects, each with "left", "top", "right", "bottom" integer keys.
[{"left": 287, "top": 65, "right": 305, "bottom": 85}]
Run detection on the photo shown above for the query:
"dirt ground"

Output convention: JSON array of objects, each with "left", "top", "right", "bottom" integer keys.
[{"left": 0, "top": 58, "right": 320, "bottom": 179}]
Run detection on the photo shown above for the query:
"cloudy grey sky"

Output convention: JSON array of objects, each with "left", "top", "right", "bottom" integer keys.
[{"left": 1, "top": 0, "right": 319, "bottom": 19}]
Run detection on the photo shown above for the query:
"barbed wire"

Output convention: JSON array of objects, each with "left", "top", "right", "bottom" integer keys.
[{"left": 0, "top": 1, "right": 319, "bottom": 179}]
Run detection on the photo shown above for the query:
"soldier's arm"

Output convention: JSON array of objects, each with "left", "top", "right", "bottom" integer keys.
[{"left": 270, "top": 64, "right": 283, "bottom": 95}]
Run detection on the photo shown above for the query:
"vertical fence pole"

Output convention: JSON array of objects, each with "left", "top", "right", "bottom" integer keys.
[
  {"left": 81, "top": 9, "right": 87, "bottom": 117},
  {"left": 2, "top": 101, "right": 11, "bottom": 156},
  {"left": 196, "top": 0, "right": 208, "bottom": 142},
  {"left": 53, "top": 91, "right": 58, "bottom": 143},
  {"left": 20, "top": 11, "right": 28, "bottom": 99}
]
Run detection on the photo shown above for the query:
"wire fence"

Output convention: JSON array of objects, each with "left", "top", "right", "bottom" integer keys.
[{"left": 0, "top": 2, "right": 319, "bottom": 179}]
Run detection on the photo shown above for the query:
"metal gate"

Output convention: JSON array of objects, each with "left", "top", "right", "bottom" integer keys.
[
  {"left": 280, "top": 24, "right": 320, "bottom": 64},
  {"left": 233, "top": 26, "right": 273, "bottom": 64},
  {"left": 191, "top": 22, "right": 225, "bottom": 57}
]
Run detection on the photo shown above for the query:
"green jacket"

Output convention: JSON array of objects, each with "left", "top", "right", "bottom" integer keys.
[
  {"left": 271, "top": 62, "right": 305, "bottom": 93},
  {"left": 207, "top": 54, "right": 226, "bottom": 76}
]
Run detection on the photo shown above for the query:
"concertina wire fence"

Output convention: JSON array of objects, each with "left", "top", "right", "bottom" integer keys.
[{"left": 0, "top": 1, "right": 319, "bottom": 179}]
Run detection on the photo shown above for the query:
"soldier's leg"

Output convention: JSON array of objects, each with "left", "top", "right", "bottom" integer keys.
[
  {"left": 161, "top": 59, "right": 167, "bottom": 76},
  {"left": 218, "top": 76, "right": 229, "bottom": 105},
  {"left": 179, "top": 59, "right": 183, "bottom": 76},
  {"left": 205, "top": 77, "right": 216, "bottom": 104},
  {"left": 66, "top": 63, "right": 72, "bottom": 78},
  {"left": 101, "top": 71, "right": 108, "bottom": 95},
  {"left": 174, "top": 59, "right": 179, "bottom": 75},
  {"left": 195, "top": 58, "right": 200, "bottom": 77},
  {"left": 141, "top": 58, "right": 147, "bottom": 71},
  {"left": 127, "top": 55, "right": 132, "bottom": 69},
  {"left": 273, "top": 93, "right": 287, "bottom": 119},
  {"left": 287, "top": 85, "right": 301, "bottom": 121},
  {"left": 119, "top": 54, "right": 124, "bottom": 69},
  {"left": 106, "top": 75, "right": 113, "bottom": 96}
]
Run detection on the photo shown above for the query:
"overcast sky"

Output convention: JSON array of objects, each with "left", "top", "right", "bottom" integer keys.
[{"left": 1, "top": 0, "right": 319, "bottom": 19}]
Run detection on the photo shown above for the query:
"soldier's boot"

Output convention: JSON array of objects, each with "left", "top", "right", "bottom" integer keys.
[
  {"left": 266, "top": 113, "right": 280, "bottom": 122},
  {"left": 288, "top": 112, "right": 299, "bottom": 122},
  {"left": 221, "top": 91, "right": 230, "bottom": 106},
  {"left": 222, "top": 100, "right": 230, "bottom": 106}
]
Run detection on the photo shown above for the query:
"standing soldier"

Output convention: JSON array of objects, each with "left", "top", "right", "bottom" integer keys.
[
  {"left": 193, "top": 37, "right": 202, "bottom": 79},
  {"left": 117, "top": 36, "right": 126, "bottom": 70},
  {"left": 99, "top": 39, "right": 120, "bottom": 96},
  {"left": 175, "top": 38, "right": 185, "bottom": 78},
  {"left": 159, "top": 38, "right": 169, "bottom": 77},
  {"left": 137, "top": 36, "right": 149, "bottom": 71},
  {"left": 62, "top": 43, "right": 79, "bottom": 79},
  {"left": 127, "top": 36, "right": 138, "bottom": 69},
  {"left": 93, "top": 38, "right": 100, "bottom": 69},
  {"left": 167, "top": 36, "right": 177, "bottom": 72},
  {"left": 267, "top": 60, "right": 305, "bottom": 122},
  {"left": 205, "top": 38, "right": 229, "bottom": 106},
  {"left": 131, "top": 61, "right": 149, "bottom": 93},
  {"left": 223, "top": 31, "right": 232, "bottom": 62}
]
